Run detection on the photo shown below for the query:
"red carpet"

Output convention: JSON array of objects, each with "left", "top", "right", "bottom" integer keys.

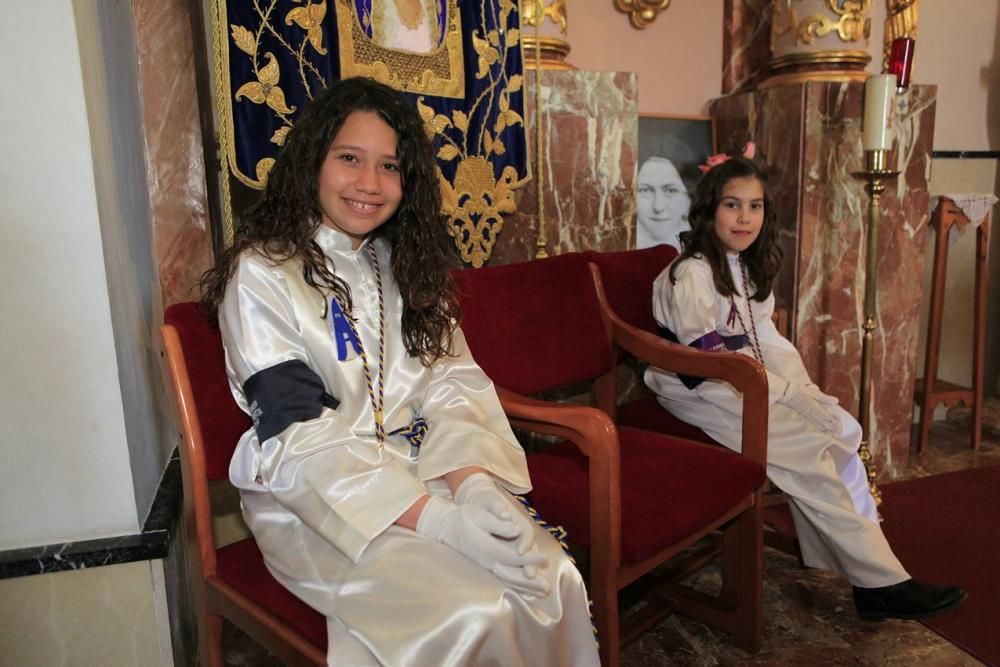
[{"left": 879, "top": 465, "right": 1000, "bottom": 666}]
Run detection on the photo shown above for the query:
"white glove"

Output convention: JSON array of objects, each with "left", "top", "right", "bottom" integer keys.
[
  {"left": 802, "top": 383, "right": 839, "bottom": 407},
  {"left": 416, "top": 495, "right": 549, "bottom": 596},
  {"left": 779, "top": 384, "right": 841, "bottom": 434},
  {"left": 455, "top": 473, "right": 539, "bottom": 558}
]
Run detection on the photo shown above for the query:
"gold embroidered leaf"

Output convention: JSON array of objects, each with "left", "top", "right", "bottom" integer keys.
[
  {"left": 452, "top": 109, "right": 469, "bottom": 133},
  {"left": 505, "top": 28, "right": 520, "bottom": 48},
  {"left": 487, "top": 29, "right": 500, "bottom": 47},
  {"left": 493, "top": 137, "right": 506, "bottom": 155},
  {"left": 256, "top": 157, "right": 276, "bottom": 185},
  {"left": 437, "top": 144, "right": 460, "bottom": 161},
  {"left": 471, "top": 32, "right": 489, "bottom": 56},
  {"left": 285, "top": 6, "right": 310, "bottom": 28},
  {"left": 265, "top": 86, "right": 296, "bottom": 115},
  {"left": 507, "top": 74, "right": 523, "bottom": 93},
  {"left": 499, "top": 92, "right": 510, "bottom": 113},
  {"left": 231, "top": 24, "right": 256, "bottom": 56},
  {"left": 307, "top": 29, "right": 327, "bottom": 55},
  {"left": 505, "top": 109, "right": 524, "bottom": 127},
  {"left": 432, "top": 114, "right": 452, "bottom": 133},
  {"left": 235, "top": 81, "right": 266, "bottom": 104},
  {"left": 271, "top": 126, "right": 290, "bottom": 146},
  {"left": 483, "top": 129, "right": 494, "bottom": 155},
  {"left": 416, "top": 97, "right": 436, "bottom": 123},
  {"left": 494, "top": 112, "right": 507, "bottom": 134},
  {"left": 438, "top": 168, "right": 458, "bottom": 215},
  {"left": 259, "top": 52, "right": 280, "bottom": 86}
]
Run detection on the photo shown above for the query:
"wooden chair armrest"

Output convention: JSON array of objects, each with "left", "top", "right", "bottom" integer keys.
[
  {"left": 496, "top": 386, "right": 619, "bottom": 465},
  {"left": 495, "top": 386, "right": 623, "bottom": 569},
  {"left": 587, "top": 263, "right": 768, "bottom": 466},
  {"left": 612, "top": 321, "right": 768, "bottom": 466}
]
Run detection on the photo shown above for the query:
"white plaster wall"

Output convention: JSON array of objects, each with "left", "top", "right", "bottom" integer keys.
[{"left": 0, "top": 2, "right": 138, "bottom": 548}]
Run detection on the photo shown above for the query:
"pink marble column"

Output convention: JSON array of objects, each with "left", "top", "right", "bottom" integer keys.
[
  {"left": 133, "top": 0, "right": 214, "bottom": 307},
  {"left": 489, "top": 70, "right": 638, "bottom": 265},
  {"left": 722, "top": 0, "right": 774, "bottom": 94},
  {"left": 711, "top": 83, "right": 937, "bottom": 476}
]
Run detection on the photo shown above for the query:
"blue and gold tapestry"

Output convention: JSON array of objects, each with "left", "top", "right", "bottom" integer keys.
[{"left": 213, "top": 0, "right": 529, "bottom": 266}]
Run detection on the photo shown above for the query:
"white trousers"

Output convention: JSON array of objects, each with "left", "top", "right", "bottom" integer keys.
[{"left": 652, "top": 386, "right": 910, "bottom": 588}]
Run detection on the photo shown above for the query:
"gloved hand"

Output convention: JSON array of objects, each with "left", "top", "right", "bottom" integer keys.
[
  {"left": 455, "top": 473, "right": 539, "bottom": 559},
  {"left": 802, "top": 383, "right": 839, "bottom": 407},
  {"left": 779, "top": 384, "right": 841, "bottom": 434},
  {"left": 416, "top": 495, "right": 550, "bottom": 596}
]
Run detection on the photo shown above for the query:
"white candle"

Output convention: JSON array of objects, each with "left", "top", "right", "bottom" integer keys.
[{"left": 863, "top": 74, "right": 896, "bottom": 151}]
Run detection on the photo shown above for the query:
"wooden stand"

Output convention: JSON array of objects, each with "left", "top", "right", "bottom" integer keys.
[{"left": 913, "top": 196, "right": 992, "bottom": 452}]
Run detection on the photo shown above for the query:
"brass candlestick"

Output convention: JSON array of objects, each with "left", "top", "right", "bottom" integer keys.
[{"left": 853, "top": 149, "right": 899, "bottom": 508}]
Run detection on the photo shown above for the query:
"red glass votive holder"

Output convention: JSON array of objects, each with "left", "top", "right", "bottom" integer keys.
[{"left": 888, "top": 37, "right": 915, "bottom": 89}]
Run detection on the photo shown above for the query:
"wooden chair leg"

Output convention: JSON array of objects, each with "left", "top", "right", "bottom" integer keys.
[
  {"left": 733, "top": 503, "right": 763, "bottom": 653},
  {"left": 590, "top": 582, "right": 621, "bottom": 667},
  {"left": 971, "top": 220, "right": 989, "bottom": 450},
  {"left": 204, "top": 613, "right": 225, "bottom": 667}
]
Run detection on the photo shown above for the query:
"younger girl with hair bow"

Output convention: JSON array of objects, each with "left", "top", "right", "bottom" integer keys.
[{"left": 645, "top": 151, "right": 966, "bottom": 622}]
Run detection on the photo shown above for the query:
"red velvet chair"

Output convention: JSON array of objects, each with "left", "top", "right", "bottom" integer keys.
[
  {"left": 161, "top": 303, "right": 326, "bottom": 666},
  {"left": 584, "top": 245, "right": 801, "bottom": 556},
  {"left": 453, "top": 253, "right": 767, "bottom": 667}
]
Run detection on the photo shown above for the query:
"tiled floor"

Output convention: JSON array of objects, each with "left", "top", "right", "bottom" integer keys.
[{"left": 223, "top": 421, "right": 1000, "bottom": 666}]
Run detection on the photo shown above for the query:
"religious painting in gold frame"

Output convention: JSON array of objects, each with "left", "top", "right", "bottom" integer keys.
[
  {"left": 635, "top": 113, "right": 715, "bottom": 250},
  {"left": 334, "top": 0, "right": 465, "bottom": 98}
]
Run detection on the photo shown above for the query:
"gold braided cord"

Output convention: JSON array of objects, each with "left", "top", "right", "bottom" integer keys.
[
  {"left": 339, "top": 242, "right": 388, "bottom": 448},
  {"left": 732, "top": 259, "right": 765, "bottom": 367},
  {"left": 532, "top": 1, "right": 547, "bottom": 259},
  {"left": 213, "top": 0, "right": 237, "bottom": 245}
]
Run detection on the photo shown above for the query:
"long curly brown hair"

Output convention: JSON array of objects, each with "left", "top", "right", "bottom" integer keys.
[
  {"left": 200, "top": 77, "right": 460, "bottom": 366},
  {"left": 670, "top": 156, "right": 782, "bottom": 300}
]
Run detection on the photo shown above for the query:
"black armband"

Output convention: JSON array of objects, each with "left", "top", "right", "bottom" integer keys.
[{"left": 243, "top": 360, "right": 339, "bottom": 441}]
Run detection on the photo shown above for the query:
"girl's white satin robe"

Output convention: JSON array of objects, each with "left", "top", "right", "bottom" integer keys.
[
  {"left": 644, "top": 254, "right": 909, "bottom": 588},
  {"left": 220, "top": 226, "right": 598, "bottom": 666}
]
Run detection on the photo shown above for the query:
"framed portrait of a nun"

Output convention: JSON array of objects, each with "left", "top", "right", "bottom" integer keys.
[{"left": 636, "top": 114, "right": 716, "bottom": 251}]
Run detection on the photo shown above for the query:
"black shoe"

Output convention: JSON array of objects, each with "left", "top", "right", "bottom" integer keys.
[{"left": 854, "top": 579, "right": 967, "bottom": 621}]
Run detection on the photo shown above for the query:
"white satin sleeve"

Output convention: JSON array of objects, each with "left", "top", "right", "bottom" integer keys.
[
  {"left": 415, "top": 326, "right": 531, "bottom": 495},
  {"left": 220, "top": 254, "right": 426, "bottom": 563},
  {"left": 753, "top": 298, "right": 814, "bottom": 388},
  {"left": 653, "top": 260, "right": 788, "bottom": 412}
]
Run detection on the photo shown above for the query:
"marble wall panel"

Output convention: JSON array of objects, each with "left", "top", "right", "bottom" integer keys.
[
  {"left": 712, "top": 83, "right": 937, "bottom": 476},
  {"left": 489, "top": 70, "right": 638, "bottom": 265},
  {"left": 722, "top": 0, "right": 775, "bottom": 93},
  {"left": 134, "top": 0, "right": 214, "bottom": 308}
]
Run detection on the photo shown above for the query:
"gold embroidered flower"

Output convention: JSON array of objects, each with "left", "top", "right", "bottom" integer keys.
[
  {"left": 285, "top": 1, "right": 328, "bottom": 55},
  {"left": 235, "top": 52, "right": 296, "bottom": 115}
]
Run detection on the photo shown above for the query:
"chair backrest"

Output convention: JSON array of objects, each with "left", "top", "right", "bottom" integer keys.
[
  {"left": 163, "top": 302, "right": 250, "bottom": 480},
  {"left": 584, "top": 245, "right": 678, "bottom": 334},
  {"left": 453, "top": 253, "right": 615, "bottom": 395}
]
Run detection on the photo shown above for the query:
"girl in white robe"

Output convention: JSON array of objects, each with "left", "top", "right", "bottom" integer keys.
[
  {"left": 644, "top": 154, "right": 965, "bottom": 620},
  {"left": 200, "top": 77, "right": 599, "bottom": 666}
]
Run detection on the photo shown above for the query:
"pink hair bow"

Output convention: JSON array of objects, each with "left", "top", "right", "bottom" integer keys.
[{"left": 698, "top": 141, "right": 757, "bottom": 174}]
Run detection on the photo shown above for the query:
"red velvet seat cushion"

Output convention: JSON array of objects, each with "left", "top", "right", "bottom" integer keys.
[
  {"left": 165, "top": 302, "right": 251, "bottom": 480},
  {"left": 526, "top": 427, "right": 765, "bottom": 565},
  {"left": 216, "top": 538, "right": 327, "bottom": 651},
  {"left": 616, "top": 393, "right": 718, "bottom": 446}
]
